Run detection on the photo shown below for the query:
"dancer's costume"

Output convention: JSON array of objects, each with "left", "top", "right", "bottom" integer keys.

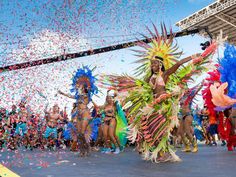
[
  {"left": 201, "top": 68, "right": 221, "bottom": 142},
  {"left": 63, "top": 122, "right": 77, "bottom": 141},
  {"left": 101, "top": 24, "right": 218, "bottom": 162},
  {"left": 71, "top": 66, "right": 98, "bottom": 103},
  {"left": 179, "top": 84, "right": 203, "bottom": 152},
  {"left": 70, "top": 66, "right": 98, "bottom": 154},
  {"left": 210, "top": 44, "right": 236, "bottom": 150},
  {"left": 180, "top": 84, "right": 203, "bottom": 115},
  {"left": 191, "top": 108, "right": 204, "bottom": 141},
  {"left": 90, "top": 110, "right": 102, "bottom": 142},
  {"left": 115, "top": 101, "right": 128, "bottom": 147}
]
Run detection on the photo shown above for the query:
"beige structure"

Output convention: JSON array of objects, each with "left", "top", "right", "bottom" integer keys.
[{"left": 176, "top": 0, "right": 236, "bottom": 45}]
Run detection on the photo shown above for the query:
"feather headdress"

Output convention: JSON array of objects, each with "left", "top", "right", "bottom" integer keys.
[
  {"left": 70, "top": 65, "right": 98, "bottom": 101},
  {"left": 133, "top": 23, "right": 182, "bottom": 79}
]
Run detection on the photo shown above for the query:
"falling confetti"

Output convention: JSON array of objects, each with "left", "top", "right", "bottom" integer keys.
[{"left": 0, "top": 0, "right": 174, "bottom": 112}]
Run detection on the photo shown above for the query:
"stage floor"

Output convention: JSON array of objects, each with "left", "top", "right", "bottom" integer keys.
[{"left": 1, "top": 144, "right": 236, "bottom": 177}]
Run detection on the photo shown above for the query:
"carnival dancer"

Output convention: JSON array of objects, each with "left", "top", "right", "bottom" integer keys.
[
  {"left": 0, "top": 108, "right": 11, "bottom": 149},
  {"left": 218, "top": 109, "right": 231, "bottom": 146},
  {"left": 27, "top": 114, "right": 40, "bottom": 150},
  {"left": 199, "top": 106, "right": 211, "bottom": 145},
  {"left": 210, "top": 44, "right": 236, "bottom": 151},
  {"left": 179, "top": 83, "right": 203, "bottom": 153},
  {"left": 0, "top": 108, "right": 7, "bottom": 125},
  {"left": 8, "top": 105, "right": 17, "bottom": 132},
  {"left": 192, "top": 107, "right": 205, "bottom": 143},
  {"left": 101, "top": 24, "right": 219, "bottom": 162},
  {"left": 43, "top": 104, "right": 63, "bottom": 150},
  {"left": 58, "top": 66, "right": 98, "bottom": 156},
  {"left": 57, "top": 106, "right": 68, "bottom": 149},
  {"left": 15, "top": 101, "right": 32, "bottom": 149},
  {"left": 95, "top": 90, "right": 123, "bottom": 154}
]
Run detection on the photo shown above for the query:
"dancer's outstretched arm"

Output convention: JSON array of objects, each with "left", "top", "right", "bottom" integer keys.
[
  {"left": 58, "top": 90, "right": 75, "bottom": 99},
  {"left": 164, "top": 53, "right": 201, "bottom": 82}
]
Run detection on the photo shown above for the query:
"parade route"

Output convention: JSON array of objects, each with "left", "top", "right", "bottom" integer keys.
[{"left": 1, "top": 145, "right": 236, "bottom": 177}]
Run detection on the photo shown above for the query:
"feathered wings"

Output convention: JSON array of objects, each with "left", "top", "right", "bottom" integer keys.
[
  {"left": 180, "top": 83, "right": 203, "bottom": 107},
  {"left": 100, "top": 24, "right": 218, "bottom": 120},
  {"left": 170, "top": 40, "right": 217, "bottom": 88}
]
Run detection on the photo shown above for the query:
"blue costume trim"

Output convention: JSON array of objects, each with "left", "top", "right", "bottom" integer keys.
[
  {"left": 71, "top": 111, "right": 78, "bottom": 119},
  {"left": 219, "top": 44, "right": 236, "bottom": 108},
  {"left": 44, "top": 126, "right": 57, "bottom": 139},
  {"left": 90, "top": 118, "right": 102, "bottom": 141},
  {"left": 63, "top": 122, "right": 77, "bottom": 140},
  {"left": 15, "top": 122, "right": 27, "bottom": 136},
  {"left": 70, "top": 66, "right": 98, "bottom": 102},
  {"left": 70, "top": 66, "right": 100, "bottom": 141}
]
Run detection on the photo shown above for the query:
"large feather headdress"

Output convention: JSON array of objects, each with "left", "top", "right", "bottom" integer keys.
[
  {"left": 70, "top": 65, "right": 98, "bottom": 101},
  {"left": 134, "top": 23, "right": 182, "bottom": 79}
]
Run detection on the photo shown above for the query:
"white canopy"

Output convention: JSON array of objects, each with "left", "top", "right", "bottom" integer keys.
[{"left": 176, "top": 0, "right": 236, "bottom": 45}]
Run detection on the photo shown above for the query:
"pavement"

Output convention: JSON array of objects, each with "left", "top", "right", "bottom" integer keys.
[{"left": 0, "top": 144, "right": 236, "bottom": 177}]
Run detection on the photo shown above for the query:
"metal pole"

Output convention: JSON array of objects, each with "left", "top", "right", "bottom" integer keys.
[{"left": 0, "top": 27, "right": 205, "bottom": 72}]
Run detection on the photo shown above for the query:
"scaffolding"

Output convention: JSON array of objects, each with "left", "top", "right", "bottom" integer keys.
[{"left": 176, "top": 0, "right": 236, "bottom": 45}]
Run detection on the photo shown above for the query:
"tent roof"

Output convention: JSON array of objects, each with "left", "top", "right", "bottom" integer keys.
[{"left": 176, "top": 0, "right": 236, "bottom": 45}]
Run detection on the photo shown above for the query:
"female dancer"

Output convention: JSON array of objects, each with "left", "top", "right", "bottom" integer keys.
[
  {"left": 102, "top": 90, "right": 122, "bottom": 154},
  {"left": 59, "top": 85, "right": 92, "bottom": 155},
  {"left": 58, "top": 66, "right": 98, "bottom": 156},
  {"left": 101, "top": 24, "right": 219, "bottom": 162},
  {"left": 179, "top": 84, "right": 203, "bottom": 153},
  {"left": 15, "top": 101, "right": 33, "bottom": 149}
]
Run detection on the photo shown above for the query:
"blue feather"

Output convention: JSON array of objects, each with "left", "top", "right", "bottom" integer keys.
[
  {"left": 70, "top": 66, "right": 98, "bottom": 101},
  {"left": 219, "top": 44, "right": 236, "bottom": 107}
]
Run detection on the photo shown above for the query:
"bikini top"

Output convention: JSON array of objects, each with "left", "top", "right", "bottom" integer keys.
[
  {"left": 104, "top": 108, "right": 115, "bottom": 116},
  {"left": 106, "top": 109, "right": 114, "bottom": 114},
  {"left": 71, "top": 110, "right": 78, "bottom": 118},
  {"left": 77, "top": 94, "right": 89, "bottom": 104},
  {"left": 150, "top": 74, "right": 165, "bottom": 87}
]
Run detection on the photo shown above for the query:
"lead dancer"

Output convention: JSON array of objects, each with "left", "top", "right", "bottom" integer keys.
[{"left": 101, "top": 24, "right": 219, "bottom": 162}]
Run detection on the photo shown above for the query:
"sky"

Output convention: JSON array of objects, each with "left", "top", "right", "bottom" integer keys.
[{"left": 0, "top": 0, "right": 218, "bottom": 114}]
